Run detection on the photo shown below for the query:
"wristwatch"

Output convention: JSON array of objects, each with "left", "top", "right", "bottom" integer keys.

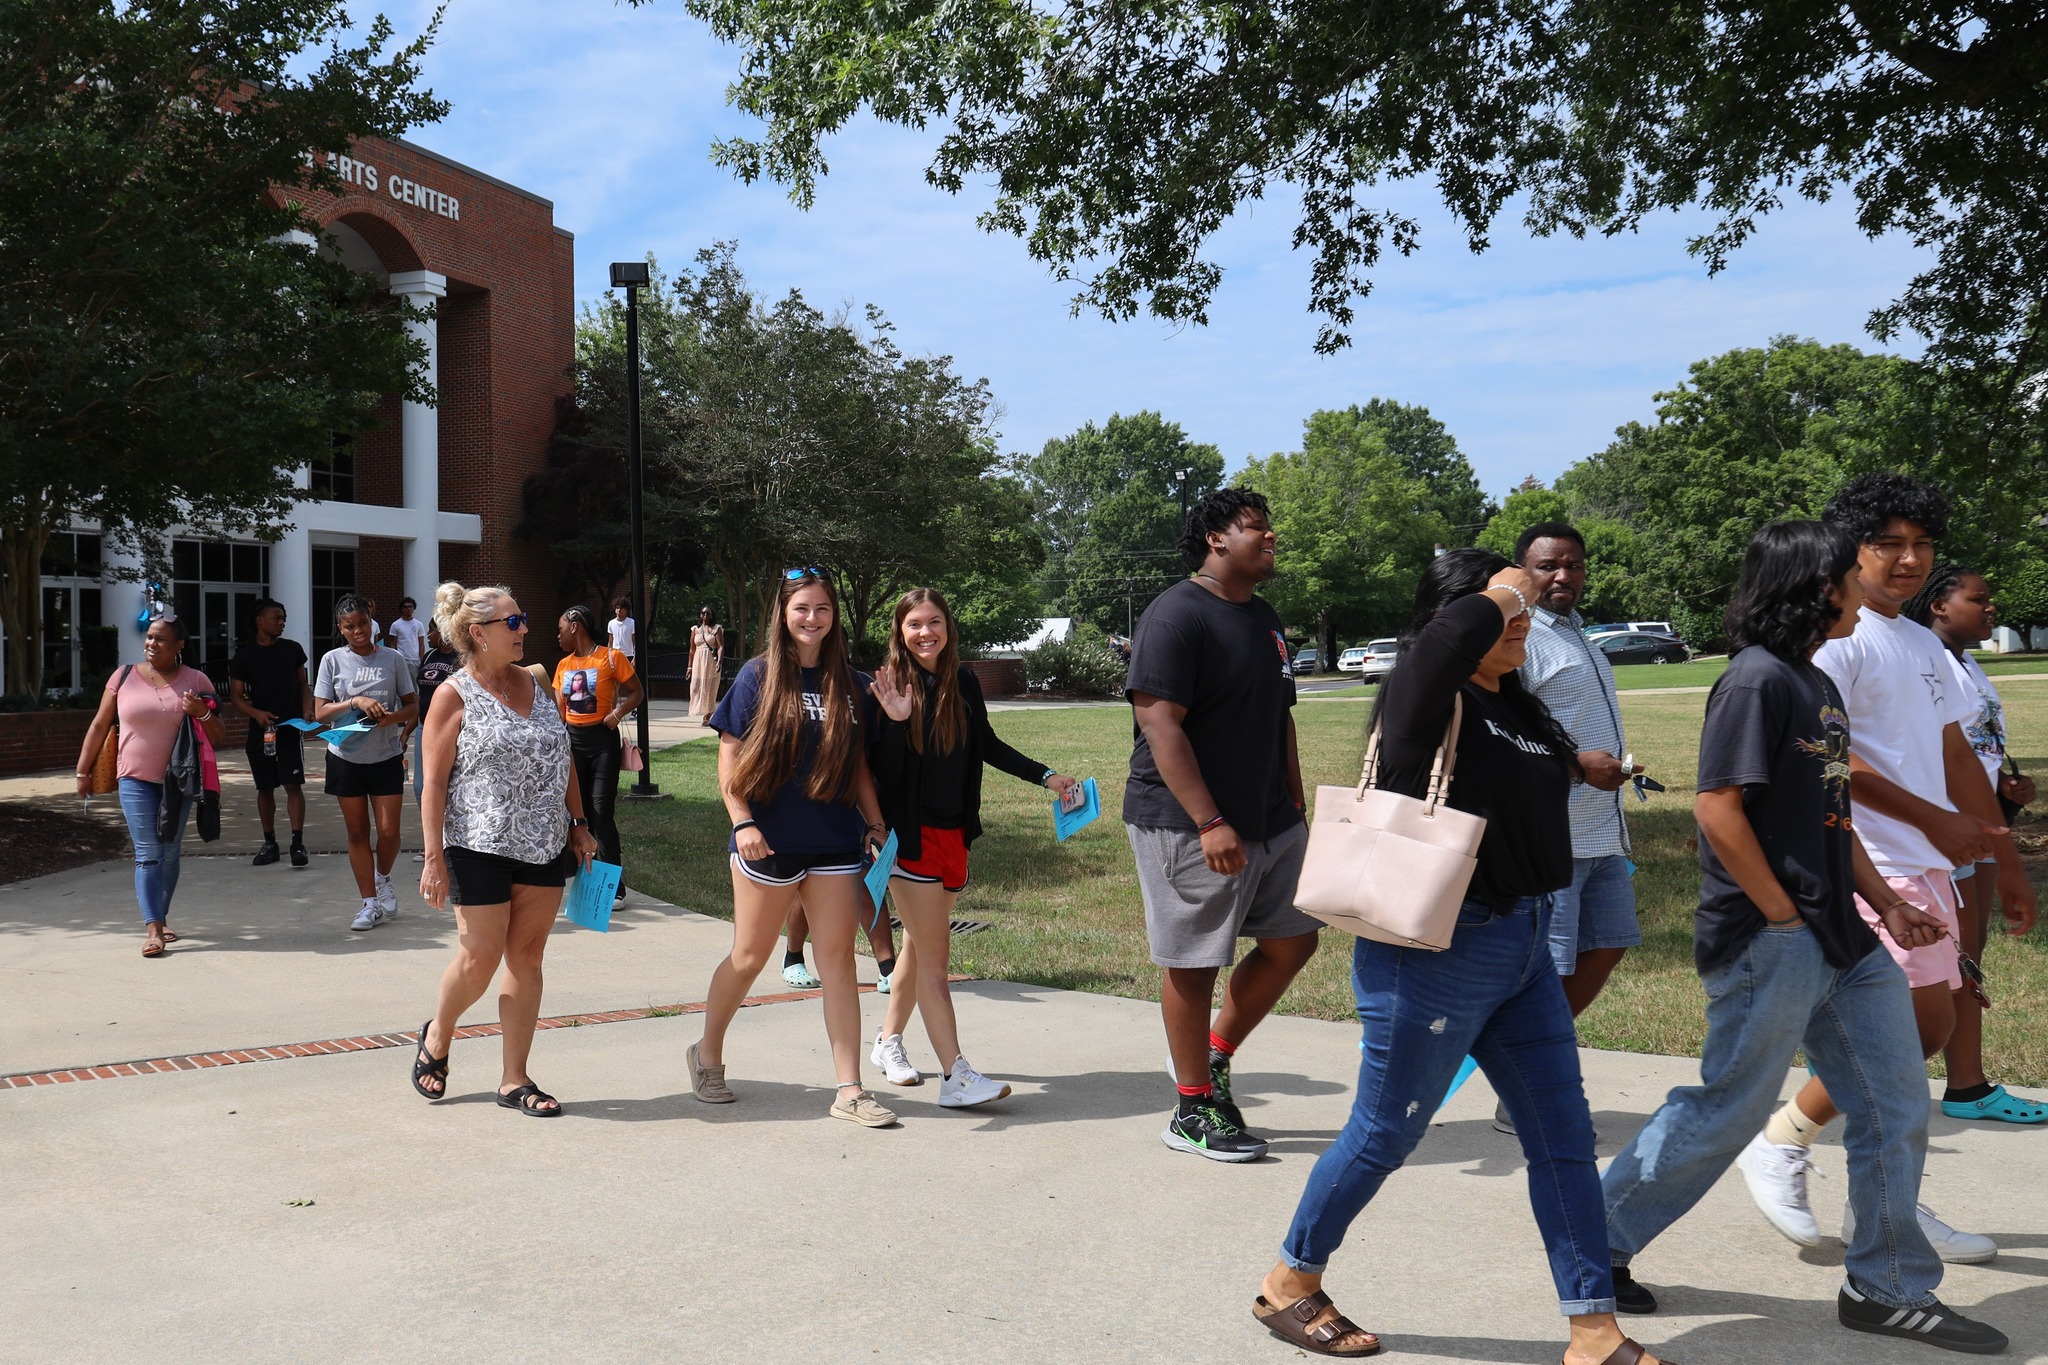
[{"left": 569, "top": 817, "right": 589, "bottom": 829}]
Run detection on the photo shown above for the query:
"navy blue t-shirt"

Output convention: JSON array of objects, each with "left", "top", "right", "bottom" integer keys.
[{"left": 708, "top": 658, "right": 871, "bottom": 855}]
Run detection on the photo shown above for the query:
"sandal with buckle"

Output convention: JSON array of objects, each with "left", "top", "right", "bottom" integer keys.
[
  {"left": 1253, "top": 1290, "right": 1381, "bottom": 1357},
  {"left": 1572, "top": 1339, "right": 1675, "bottom": 1365},
  {"left": 497, "top": 1083, "right": 562, "bottom": 1117},
  {"left": 410, "top": 1019, "right": 449, "bottom": 1100}
]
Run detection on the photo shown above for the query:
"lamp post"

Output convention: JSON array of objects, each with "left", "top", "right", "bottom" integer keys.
[{"left": 609, "top": 260, "right": 662, "bottom": 800}]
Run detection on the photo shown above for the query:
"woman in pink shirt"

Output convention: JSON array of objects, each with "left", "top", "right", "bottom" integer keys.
[{"left": 74, "top": 616, "right": 225, "bottom": 956}]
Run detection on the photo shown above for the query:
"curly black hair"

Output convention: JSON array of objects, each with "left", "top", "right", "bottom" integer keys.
[
  {"left": 1369, "top": 547, "right": 1583, "bottom": 782},
  {"left": 1178, "top": 488, "right": 1271, "bottom": 573},
  {"left": 1823, "top": 472, "right": 1950, "bottom": 544},
  {"left": 1725, "top": 521, "right": 1862, "bottom": 661},
  {"left": 1902, "top": 563, "right": 1976, "bottom": 630},
  {"left": 1513, "top": 520, "right": 1585, "bottom": 563}
]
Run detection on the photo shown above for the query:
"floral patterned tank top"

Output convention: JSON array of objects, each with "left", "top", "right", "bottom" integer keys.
[{"left": 443, "top": 669, "right": 572, "bottom": 863}]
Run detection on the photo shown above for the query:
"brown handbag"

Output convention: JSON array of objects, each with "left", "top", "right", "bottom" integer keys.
[
  {"left": 1293, "top": 694, "right": 1486, "bottom": 951},
  {"left": 89, "top": 664, "right": 129, "bottom": 794}
]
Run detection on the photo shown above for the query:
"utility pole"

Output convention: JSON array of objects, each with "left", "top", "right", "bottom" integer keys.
[{"left": 610, "top": 261, "right": 664, "bottom": 801}]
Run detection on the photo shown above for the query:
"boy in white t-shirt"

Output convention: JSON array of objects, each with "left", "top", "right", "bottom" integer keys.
[
  {"left": 1734, "top": 475, "right": 2036, "bottom": 1267},
  {"left": 608, "top": 597, "right": 636, "bottom": 659},
  {"left": 387, "top": 596, "right": 429, "bottom": 669}
]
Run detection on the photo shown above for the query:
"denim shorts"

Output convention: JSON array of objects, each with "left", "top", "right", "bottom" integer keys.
[{"left": 1547, "top": 854, "right": 1641, "bottom": 975}]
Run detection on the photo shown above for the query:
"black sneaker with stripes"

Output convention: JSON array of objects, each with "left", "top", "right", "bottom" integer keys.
[{"left": 1838, "top": 1284, "right": 2007, "bottom": 1354}]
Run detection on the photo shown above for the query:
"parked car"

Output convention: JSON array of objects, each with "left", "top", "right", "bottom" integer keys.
[
  {"left": 1292, "top": 647, "right": 1321, "bottom": 675},
  {"left": 1336, "top": 646, "right": 1369, "bottom": 674},
  {"left": 1596, "top": 631, "right": 1691, "bottom": 665},
  {"left": 1358, "top": 637, "right": 1400, "bottom": 681},
  {"left": 1586, "top": 620, "right": 1675, "bottom": 638}
]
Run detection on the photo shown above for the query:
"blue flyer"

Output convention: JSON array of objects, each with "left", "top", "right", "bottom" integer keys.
[
  {"left": 279, "top": 717, "right": 325, "bottom": 732},
  {"left": 564, "top": 859, "right": 622, "bottom": 932},
  {"left": 1437, "top": 1054, "right": 1480, "bottom": 1115},
  {"left": 1052, "top": 777, "right": 1101, "bottom": 842},
  {"left": 863, "top": 830, "right": 898, "bottom": 929}
]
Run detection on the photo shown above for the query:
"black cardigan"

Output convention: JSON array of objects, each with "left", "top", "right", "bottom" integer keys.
[{"left": 869, "top": 666, "right": 1049, "bottom": 860}]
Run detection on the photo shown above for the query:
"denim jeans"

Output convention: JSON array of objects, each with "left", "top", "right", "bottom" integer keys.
[
  {"left": 116, "top": 776, "right": 189, "bottom": 925},
  {"left": 1281, "top": 895, "right": 1616, "bottom": 1316},
  {"left": 1547, "top": 854, "right": 1641, "bottom": 975},
  {"left": 1603, "top": 923, "right": 1941, "bottom": 1309}
]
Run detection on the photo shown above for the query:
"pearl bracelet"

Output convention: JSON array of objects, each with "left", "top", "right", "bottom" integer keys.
[{"left": 1489, "top": 583, "right": 1530, "bottom": 614}]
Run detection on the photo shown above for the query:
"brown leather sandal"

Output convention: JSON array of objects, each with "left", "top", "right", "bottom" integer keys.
[
  {"left": 1253, "top": 1290, "right": 1381, "bottom": 1357},
  {"left": 1573, "top": 1339, "right": 1674, "bottom": 1365}
]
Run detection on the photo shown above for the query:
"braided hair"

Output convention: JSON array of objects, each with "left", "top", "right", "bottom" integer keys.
[{"left": 1902, "top": 563, "right": 1971, "bottom": 629}]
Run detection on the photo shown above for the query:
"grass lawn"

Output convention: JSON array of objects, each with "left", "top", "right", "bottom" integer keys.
[{"left": 621, "top": 679, "right": 2048, "bottom": 1084}]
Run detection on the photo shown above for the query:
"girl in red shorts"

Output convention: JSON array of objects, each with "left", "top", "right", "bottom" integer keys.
[{"left": 867, "top": 587, "right": 1078, "bottom": 1107}]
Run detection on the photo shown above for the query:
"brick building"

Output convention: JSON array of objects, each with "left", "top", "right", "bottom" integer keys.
[{"left": 28, "top": 135, "right": 574, "bottom": 687}]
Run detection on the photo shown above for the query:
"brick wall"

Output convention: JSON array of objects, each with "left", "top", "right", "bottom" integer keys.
[
  {"left": 964, "top": 659, "right": 1025, "bottom": 699},
  {"left": 0, "top": 711, "right": 97, "bottom": 778}
]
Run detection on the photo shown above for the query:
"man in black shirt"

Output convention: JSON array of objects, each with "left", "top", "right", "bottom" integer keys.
[
  {"left": 228, "top": 598, "right": 313, "bottom": 867},
  {"left": 1126, "top": 489, "right": 1316, "bottom": 1163}
]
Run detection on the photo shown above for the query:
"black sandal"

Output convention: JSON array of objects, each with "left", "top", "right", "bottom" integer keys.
[
  {"left": 410, "top": 1019, "right": 449, "bottom": 1100},
  {"left": 497, "top": 1083, "right": 562, "bottom": 1117}
]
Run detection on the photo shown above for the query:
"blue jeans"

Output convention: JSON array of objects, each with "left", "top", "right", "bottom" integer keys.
[
  {"left": 117, "top": 777, "right": 189, "bottom": 925},
  {"left": 1547, "top": 854, "right": 1641, "bottom": 975},
  {"left": 1281, "top": 896, "right": 1615, "bottom": 1316},
  {"left": 1603, "top": 924, "right": 1940, "bottom": 1310}
]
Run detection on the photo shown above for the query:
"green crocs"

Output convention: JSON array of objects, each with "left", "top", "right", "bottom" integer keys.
[{"left": 1942, "top": 1084, "right": 2048, "bottom": 1124}]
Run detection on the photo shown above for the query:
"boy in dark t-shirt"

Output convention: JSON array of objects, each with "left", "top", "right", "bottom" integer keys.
[
  {"left": 1125, "top": 489, "right": 1316, "bottom": 1164},
  {"left": 1599, "top": 521, "right": 2006, "bottom": 1355},
  {"left": 228, "top": 598, "right": 312, "bottom": 867}
]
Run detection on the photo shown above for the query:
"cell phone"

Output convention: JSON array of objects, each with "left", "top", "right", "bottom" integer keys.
[{"left": 1060, "top": 783, "right": 1087, "bottom": 814}]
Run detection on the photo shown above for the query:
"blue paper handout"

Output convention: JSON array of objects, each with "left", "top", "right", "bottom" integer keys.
[
  {"left": 1052, "top": 777, "right": 1101, "bottom": 842},
  {"left": 564, "top": 859, "right": 623, "bottom": 932},
  {"left": 279, "top": 717, "right": 325, "bottom": 732},
  {"left": 863, "top": 830, "right": 898, "bottom": 929}
]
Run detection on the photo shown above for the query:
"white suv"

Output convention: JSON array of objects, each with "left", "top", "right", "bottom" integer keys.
[{"left": 1358, "top": 638, "right": 1399, "bottom": 681}]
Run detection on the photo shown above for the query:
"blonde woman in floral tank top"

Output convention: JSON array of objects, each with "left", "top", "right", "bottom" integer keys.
[{"left": 411, "top": 582, "right": 596, "bottom": 1117}]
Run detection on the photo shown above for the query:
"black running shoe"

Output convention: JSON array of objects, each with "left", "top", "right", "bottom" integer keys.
[
  {"left": 1612, "top": 1266, "right": 1658, "bottom": 1315},
  {"left": 1208, "top": 1049, "right": 1255, "bottom": 1131},
  {"left": 1162, "top": 1103, "right": 1268, "bottom": 1162},
  {"left": 252, "top": 841, "right": 280, "bottom": 867},
  {"left": 290, "top": 843, "right": 309, "bottom": 868},
  {"left": 1838, "top": 1285, "right": 2008, "bottom": 1354}
]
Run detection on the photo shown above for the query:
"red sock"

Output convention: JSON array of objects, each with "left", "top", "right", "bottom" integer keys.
[
  {"left": 1176, "top": 1082, "right": 1214, "bottom": 1099},
  {"left": 1208, "top": 1031, "right": 1238, "bottom": 1058}
]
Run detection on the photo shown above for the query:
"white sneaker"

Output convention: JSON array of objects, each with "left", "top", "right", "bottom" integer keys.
[
  {"left": 373, "top": 872, "right": 398, "bottom": 918},
  {"left": 1846, "top": 1197, "right": 1998, "bottom": 1264},
  {"left": 939, "top": 1056, "right": 1012, "bottom": 1108},
  {"left": 350, "top": 897, "right": 389, "bottom": 932},
  {"left": 871, "top": 1032, "right": 921, "bottom": 1087},
  {"left": 1736, "top": 1132, "right": 1821, "bottom": 1246}
]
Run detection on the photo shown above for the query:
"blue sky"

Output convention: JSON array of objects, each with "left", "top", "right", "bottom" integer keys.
[{"left": 374, "top": 0, "right": 1929, "bottom": 496}]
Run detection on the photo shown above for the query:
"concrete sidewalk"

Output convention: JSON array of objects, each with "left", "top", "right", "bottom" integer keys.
[{"left": 5, "top": 858, "right": 2046, "bottom": 1362}]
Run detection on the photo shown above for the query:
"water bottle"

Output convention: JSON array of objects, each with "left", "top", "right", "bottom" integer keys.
[{"left": 263, "top": 723, "right": 277, "bottom": 757}]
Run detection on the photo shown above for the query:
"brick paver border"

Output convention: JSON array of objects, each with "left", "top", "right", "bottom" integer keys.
[{"left": 2, "top": 976, "right": 970, "bottom": 1090}]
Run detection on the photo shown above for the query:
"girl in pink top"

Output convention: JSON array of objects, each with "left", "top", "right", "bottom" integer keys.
[{"left": 75, "top": 617, "right": 225, "bottom": 957}]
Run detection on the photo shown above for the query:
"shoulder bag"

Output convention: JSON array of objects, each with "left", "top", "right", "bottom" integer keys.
[{"left": 1293, "top": 694, "right": 1485, "bottom": 951}]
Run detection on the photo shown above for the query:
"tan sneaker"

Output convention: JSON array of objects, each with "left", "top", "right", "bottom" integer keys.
[
  {"left": 829, "top": 1087, "right": 897, "bottom": 1127},
  {"left": 688, "top": 1041, "right": 734, "bottom": 1104}
]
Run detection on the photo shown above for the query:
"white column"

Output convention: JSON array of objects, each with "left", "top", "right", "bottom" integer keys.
[
  {"left": 103, "top": 536, "right": 150, "bottom": 667},
  {"left": 387, "top": 269, "right": 446, "bottom": 607}
]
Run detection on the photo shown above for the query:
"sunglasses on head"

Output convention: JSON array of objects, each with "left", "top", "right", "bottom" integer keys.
[
  {"left": 784, "top": 566, "right": 826, "bottom": 581},
  {"left": 480, "top": 613, "right": 529, "bottom": 631}
]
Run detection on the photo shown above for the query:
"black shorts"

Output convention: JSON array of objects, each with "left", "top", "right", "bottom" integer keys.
[
  {"left": 325, "top": 752, "right": 405, "bottom": 799},
  {"left": 246, "top": 728, "right": 306, "bottom": 791},
  {"left": 445, "top": 845, "right": 574, "bottom": 906},
  {"left": 730, "top": 849, "right": 865, "bottom": 887}
]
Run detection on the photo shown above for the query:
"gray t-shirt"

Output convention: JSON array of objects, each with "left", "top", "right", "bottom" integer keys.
[{"left": 314, "top": 645, "right": 410, "bottom": 764}]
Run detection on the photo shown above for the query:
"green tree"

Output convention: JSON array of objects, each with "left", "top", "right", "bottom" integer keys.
[
  {"left": 1241, "top": 410, "right": 1447, "bottom": 656},
  {"left": 660, "top": 0, "right": 2048, "bottom": 401},
  {"left": 1347, "top": 400, "right": 1493, "bottom": 543},
  {"left": 1991, "top": 562, "right": 2048, "bottom": 641},
  {"left": 1024, "top": 412, "right": 1222, "bottom": 634},
  {"left": 1476, "top": 486, "right": 1571, "bottom": 558},
  {"left": 0, "top": 0, "right": 444, "bottom": 694}
]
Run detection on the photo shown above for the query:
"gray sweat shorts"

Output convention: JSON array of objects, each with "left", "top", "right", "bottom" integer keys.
[{"left": 1127, "top": 820, "right": 1318, "bottom": 969}]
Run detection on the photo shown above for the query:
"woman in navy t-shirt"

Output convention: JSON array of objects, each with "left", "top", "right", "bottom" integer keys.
[{"left": 689, "top": 569, "right": 898, "bottom": 1128}]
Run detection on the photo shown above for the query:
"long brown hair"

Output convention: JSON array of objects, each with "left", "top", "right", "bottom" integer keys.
[
  {"left": 728, "top": 571, "right": 862, "bottom": 805},
  {"left": 884, "top": 587, "right": 966, "bottom": 755}
]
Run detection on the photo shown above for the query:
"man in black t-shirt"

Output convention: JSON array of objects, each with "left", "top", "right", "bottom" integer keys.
[
  {"left": 228, "top": 598, "right": 313, "bottom": 867},
  {"left": 1125, "top": 489, "right": 1317, "bottom": 1164}
]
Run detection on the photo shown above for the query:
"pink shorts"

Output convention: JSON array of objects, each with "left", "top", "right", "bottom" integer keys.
[{"left": 1855, "top": 872, "right": 1962, "bottom": 990}]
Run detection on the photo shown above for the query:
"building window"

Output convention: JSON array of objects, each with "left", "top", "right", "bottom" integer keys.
[
  {"left": 39, "top": 531, "right": 103, "bottom": 578},
  {"left": 34, "top": 533, "right": 109, "bottom": 696},
  {"left": 312, "top": 546, "right": 358, "bottom": 660},
  {"left": 312, "top": 435, "right": 357, "bottom": 502},
  {"left": 169, "top": 536, "right": 270, "bottom": 683}
]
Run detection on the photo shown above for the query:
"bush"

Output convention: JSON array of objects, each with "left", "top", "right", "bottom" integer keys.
[{"left": 1020, "top": 636, "right": 1127, "bottom": 697}]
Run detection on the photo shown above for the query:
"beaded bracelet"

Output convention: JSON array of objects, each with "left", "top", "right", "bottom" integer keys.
[{"left": 1196, "top": 814, "right": 1230, "bottom": 835}]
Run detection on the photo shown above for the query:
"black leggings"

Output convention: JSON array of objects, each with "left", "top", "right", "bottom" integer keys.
[{"left": 567, "top": 723, "right": 623, "bottom": 870}]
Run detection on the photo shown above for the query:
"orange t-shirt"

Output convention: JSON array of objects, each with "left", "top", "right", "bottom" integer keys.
[{"left": 553, "top": 648, "right": 636, "bottom": 726}]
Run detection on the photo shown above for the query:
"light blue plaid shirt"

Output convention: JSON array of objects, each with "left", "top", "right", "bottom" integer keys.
[{"left": 1520, "top": 606, "right": 1629, "bottom": 858}]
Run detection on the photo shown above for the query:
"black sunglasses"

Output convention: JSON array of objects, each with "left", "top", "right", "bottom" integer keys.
[{"left": 479, "top": 614, "right": 529, "bottom": 631}]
